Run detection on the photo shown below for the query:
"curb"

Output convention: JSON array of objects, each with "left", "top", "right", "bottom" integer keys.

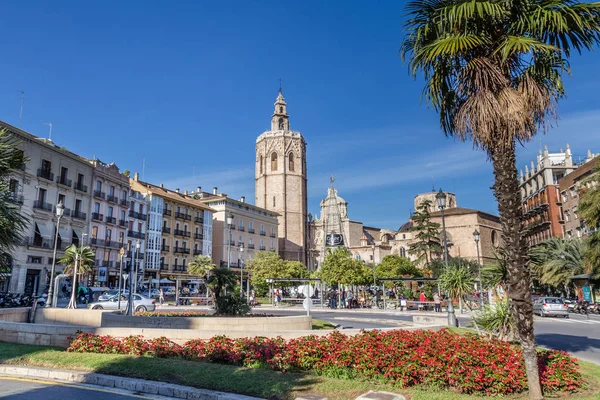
[{"left": 0, "top": 365, "right": 261, "bottom": 400}]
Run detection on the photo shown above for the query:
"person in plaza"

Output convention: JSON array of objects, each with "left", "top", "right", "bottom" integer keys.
[
  {"left": 328, "top": 289, "right": 337, "bottom": 309},
  {"left": 433, "top": 292, "right": 441, "bottom": 312},
  {"left": 274, "top": 289, "right": 281, "bottom": 306},
  {"left": 158, "top": 288, "right": 164, "bottom": 306},
  {"left": 346, "top": 291, "right": 355, "bottom": 309},
  {"left": 419, "top": 291, "right": 427, "bottom": 303},
  {"left": 249, "top": 290, "right": 256, "bottom": 306},
  {"left": 341, "top": 290, "right": 346, "bottom": 309}
]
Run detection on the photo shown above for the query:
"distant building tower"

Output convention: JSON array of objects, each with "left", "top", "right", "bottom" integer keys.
[{"left": 255, "top": 89, "right": 308, "bottom": 263}]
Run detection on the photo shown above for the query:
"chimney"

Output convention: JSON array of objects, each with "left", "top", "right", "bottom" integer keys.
[
  {"left": 176, "top": 188, "right": 180, "bottom": 193},
  {"left": 241, "top": 196, "right": 245, "bottom": 203},
  {"left": 184, "top": 190, "right": 188, "bottom": 195},
  {"left": 134, "top": 172, "right": 139, "bottom": 182},
  {"left": 197, "top": 186, "right": 202, "bottom": 193},
  {"left": 160, "top": 183, "right": 164, "bottom": 188},
  {"left": 213, "top": 187, "right": 217, "bottom": 195}
]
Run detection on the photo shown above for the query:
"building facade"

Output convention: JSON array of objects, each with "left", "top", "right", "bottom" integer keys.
[
  {"left": 255, "top": 90, "right": 308, "bottom": 263},
  {"left": 559, "top": 150, "right": 599, "bottom": 239},
  {"left": 130, "top": 177, "right": 214, "bottom": 280},
  {"left": 2, "top": 121, "right": 93, "bottom": 295},
  {"left": 199, "top": 188, "right": 279, "bottom": 269},
  {"left": 88, "top": 160, "right": 132, "bottom": 288}
]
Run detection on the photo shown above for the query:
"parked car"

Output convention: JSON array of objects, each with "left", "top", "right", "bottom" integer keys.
[
  {"left": 98, "top": 290, "right": 129, "bottom": 302},
  {"left": 141, "top": 289, "right": 160, "bottom": 299},
  {"left": 533, "top": 297, "right": 569, "bottom": 318},
  {"left": 163, "top": 287, "right": 177, "bottom": 297},
  {"left": 88, "top": 294, "right": 155, "bottom": 312}
]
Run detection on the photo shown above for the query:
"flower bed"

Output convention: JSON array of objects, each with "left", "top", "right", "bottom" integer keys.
[
  {"left": 67, "top": 329, "right": 582, "bottom": 395},
  {"left": 135, "top": 311, "right": 275, "bottom": 318}
]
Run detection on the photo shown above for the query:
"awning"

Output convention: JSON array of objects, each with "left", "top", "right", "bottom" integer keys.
[
  {"left": 143, "top": 279, "right": 161, "bottom": 284},
  {"left": 159, "top": 278, "right": 174, "bottom": 284},
  {"left": 72, "top": 228, "right": 84, "bottom": 242},
  {"left": 0, "top": 272, "right": 11, "bottom": 281},
  {"left": 58, "top": 226, "right": 71, "bottom": 241},
  {"left": 35, "top": 222, "right": 53, "bottom": 239}
]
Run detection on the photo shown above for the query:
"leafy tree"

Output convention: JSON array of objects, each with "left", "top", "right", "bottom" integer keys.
[
  {"left": 0, "top": 129, "right": 28, "bottom": 272},
  {"left": 579, "top": 166, "right": 600, "bottom": 271},
  {"left": 408, "top": 200, "right": 442, "bottom": 266},
  {"left": 402, "top": 1, "right": 600, "bottom": 396},
  {"left": 206, "top": 267, "right": 237, "bottom": 300},
  {"left": 438, "top": 263, "right": 474, "bottom": 313},
  {"left": 319, "top": 247, "right": 370, "bottom": 287},
  {"left": 377, "top": 255, "right": 422, "bottom": 288},
  {"left": 207, "top": 267, "right": 249, "bottom": 315},
  {"left": 187, "top": 255, "right": 215, "bottom": 278},
  {"left": 247, "top": 251, "right": 309, "bottom": 296},
  {"left": 58, "top": 245, "right": 95, "bottom": 309}
]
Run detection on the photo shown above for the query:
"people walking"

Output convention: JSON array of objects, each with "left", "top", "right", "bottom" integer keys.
[
  {"left": 159, "top": 288, "right": 164, "bottom": 306},
  {"left": 433, "top": 292, "right": 441, "bottom": 312}
]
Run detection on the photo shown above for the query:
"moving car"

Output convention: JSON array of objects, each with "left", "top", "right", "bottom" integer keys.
[
  {"left": 88, "top": 294, "right": 155, "bottom": 312},
  {"left": 98, "top": 290, "right": 129, "bottom": 302},
  {"left": 140, "top": 288, "right": 160, "bottom": 299},
  {"left": 533, "top": 297, "right": 569, "bottom": 318}
]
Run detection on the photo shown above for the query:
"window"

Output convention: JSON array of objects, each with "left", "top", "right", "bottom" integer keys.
[
  {"left": 138, "top": 222, "right": 142, "bottom": 232},
  {"left": 288, "top": 153, "right": 294, "bottom": 172},
  {"left": 106, "top": 229, "right": 112, "bottom": 240},
  {"left": 139, "top": 203, "right": 143, "bottom": 214},
  {"left": 239, "top": 235, "right": 243, "bottom": 244},
  {"left": 270, "top": 240, "right": 274, "bottom": 249},
  {"left": 279, "top": 106, "right": 283, "bottom": 113},
  {"left": 569, "top": 186, "right": 577, "bottom": 198},
  {"left": 9, "top": 179, "right": 18, "bottom": 193},
  {"left": 129, "top": 220, "right": 133, "bottom": 230},
  {"left": 122, "top": 190, "right": 127, "bottom": 200},
  {"left": 174, "top": 258, "right": 179, "bottom": 267},
  {"left": 260, "top": 224, "right": 265, "bottom": 234},
  {"left": 566, "top": 230, "right": 573, "bottom": 239},
  {"left": 271, "top": 226, "right": 275, "bottom": 236},
  {"left": 119, "top": 232, "right": 124, "bottom": 244},
  {"left": 77, "top": 173, "right": 84, "bottom": 186},
  {"left": 58, "top": 194, "right": 66, "bottom": 205},
  {"left": 573, "top": 206, "right": 579, "bottom": 219},
  {"left": 175, "top": 240, "right": 180, "bottom": 248},
  {"left": 96, "top": 180, "right": 102, "bottom": 191},
  {"left": 195, "top": 227, "right": 199, "bottom": 234},
  {"left": 184, "top": 224, "right": 188, "bottom": 232},
  {"left": 239, "top": 219, "right": 244, "bottom": 229},
  {"left": 491, "top": 231, "right": 499, "bottom": 247},
  {"left": 107, "top": 206, "right": 114, "bottom": 217},
  {"left": 565, "top": 210, "right": 571, "bottom": 222},
  {"left": 249, "top": 221, "right": 253, "bottom": 231},
  {"left": 260, "top": 239, "right": 265, "bottom": 249},
  {"left": 249, "top": 238, "right": 253, "bottom": 245},
  {"left": 94, "top": 202, "right": 100, "bottom": 213},
  {"left": 120, "top": 210, "right": 125, "bottom": 220},
  {"left": 273, "top": 196, "right": 276, "bottom": 207},
  {"left": 37, "top": 188, "right": 46, "bottom": 202},
  {"left": 75, "top": 199, "right": 82, "bottom": 213},
  {"left": 183, "top": 259, "right": 187, "bottom": 268},
  {"left": 60, "top": 167, "right": 68, "bottom": 181},
  {"left": 92, "top": 226, "right": 98, "bottom": 239},
  {"left": 561, "top": 191, "right": 568, "bottom": 203},
  {"left": 271, "top": 153, "right": 278, "bottom": 171},
  {"left": 41, "top": 159, "right": 51, "bottom": 172},
  {"left": 278, "top": 117, "right": 284, "bottom": 130},
  {"left": 400, "top": 248, "right": 406, "bottom": 257},
  {"left": 260, "top": 156, "right": 263, "bottom": 174},
  {"left": 109, "top": 186, "right": 115, "bottom": 196},
  {"left": 176, "top": 222, "right": 180, "bottom": 230}
]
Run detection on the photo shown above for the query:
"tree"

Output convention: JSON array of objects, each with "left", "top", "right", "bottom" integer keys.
[
  {"left": 408, "top": 200, "right": 442, "bottom": 266},
  {"left": 377, "top": 255, "right": 422, "bottom": 288},
  {"left": 529, "top": 238, "right": 592, "bottom": 295},
  {"left": 439, "top": 264, "right": 474, "bottom": 313},
  {"left": 187, "top": 255, "right": 215, "bottom": 278},
  {"left": 319, "top": 247, "right": 370, "bottom": 287},
  {"left": 58, "top": 245, "right": 95, "bottom": 309},
  {"left": 246, "top": 251, "right": 309, "bottom": 296},
  {"left": 207, "top": 267, "right": 249, "bottom": 315},
  {"left": 579, "top": 166, "right": 600, "bottom": 271},
  {"left": 0, "top": 129, "right": 28, "bottom": 272},
  {"left": 402, "top": 2, "right": 600, "bottom": 397}
]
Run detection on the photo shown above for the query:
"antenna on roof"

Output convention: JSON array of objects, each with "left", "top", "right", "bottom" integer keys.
[
  {"left": 44, "top": 122, "right": 52, "bottom": 141},
  {"left": 17, "top": 90, "right": 24, "bottom": 127}
]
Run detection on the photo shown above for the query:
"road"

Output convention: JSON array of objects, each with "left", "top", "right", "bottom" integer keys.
[
  {"left": 265, "top": 307, "right": 600, "bottom": 364},
  {"left": 0, "top": 377, "right": 147, "bottom": 399}
]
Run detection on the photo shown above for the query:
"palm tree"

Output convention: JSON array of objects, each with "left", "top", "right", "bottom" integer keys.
[
  {"left": 529, "top": 238, "right": 589, "bottom": 295},
  {"left": 58, "top": 245, "right": 95, "bottom": 309},
  {"left": 438, "top": 264, "right": 474, "bottom": 313},
  {"left": 0, "top": 129, "right": 28, "bottom": 274},
  {"left": 187, "top": 255, "right": 215, "bottom": 278},
  {"left": 579, "top": 166, "right": 600, "bottom": 270},
  {"left": 206, "top": 267, "right": 237, "bottom": 302},
  {"left": 402, "top": 2, "right": 600, "bottom": 397}
]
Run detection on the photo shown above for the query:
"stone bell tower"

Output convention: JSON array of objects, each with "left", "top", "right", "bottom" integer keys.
[{"left": 255, "top": 89, "right": 308, "bottom": 263}]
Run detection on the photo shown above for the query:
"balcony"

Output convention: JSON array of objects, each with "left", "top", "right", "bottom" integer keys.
[
  {"left": 163, "top": 209, "right": 172, "bottom": 216},
  {"left": 260, "top": 246, "right": 266, "bottom": 251},
  {"left": 193, "top": 249, "right": 202, "bottom": 255},
  {"left": 37, "top": 168, "right": 54, "bottom": 181},
  {"left": 107, "top": 194, "right": 118, "bottom": 204},
  {"left": 93, "top": 190, "right": 105, "bottom": 199},
  {"left": 238, "top": 226, "right": 245, "bottom": 232},
  {"left": 120, "top": 198, "right": 128, "bottom": 206},
  {"left": 248, "top": 243, "right": 255, "bottom": 249},
  {"left": 248, "top": 228, "right": 255, "bottom": 234},
  {"left": 8, "top": 193, "right": 24, "bottom": 205},
  {"left": 74, "top": 182, "right": 88, "bottom": 193},
  {"left": 92, "top": 212, "right": 103, "bottom": 221},
  {"left": 56, "top": 176, "right": 72, "bottom": 188},
  {"left": 173, "top": 266, "right": 187, "bottom": 272},
  {"left": 72, "top": 210, "right": 86, "bottom": 220},
  {"left": 128, "top": 230, "right": 146, "bottom": 240},
  {"left": 259, "top": 231, "right": 266, "bottom": 236},
  {"left": 27, "top": 237, "right": 53, "bottom": 249},
  {"left": 105, "top": 216, "right": 117, "bottom": 224},
  {"left": 174, "top": 229, "right": 190, "bottom": 238},
  {"left": 161, "top": 245, "right": 170, "bottom": 252},
  {"left": 162, "top": 227, "right": 171, "bottom": 234},
  {"left": 194, "top": 233, "right": 203, "bottom": 240},
  {"left": 229, "top": 225, "right": 236, "bottom": 231},
  {"left": 229, "top": 240, "right": 236, "bottom": 246},
  {"left": 33, "top": 200, "right": 53, "bottom": 212},
  {"left": 195, "top": 217, "right": 203, "bottom": 224},
  {"left": 173, "top": 247, "right": 190, "bottom": 254},
  {"left": 127, "top": 251, "right": 145, "bottom": 259},
  {"left": 175, "top": 212, "right": 191, "bottom": 221},
  {"left": 270, "top": 233, "right": 276, "bottom": 238},
  {"left": 128, "top": 210, "right": 147, "bottom": 220},
  {"left": 119, "top": 219, "right": 126, "bottom": 227},
  {"left": 160, "top": 263, "right": 169, "bottom": 271}
]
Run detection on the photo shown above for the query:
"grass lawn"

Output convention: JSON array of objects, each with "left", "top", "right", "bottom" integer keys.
[
  {"left": 1, "top": 341, "right": 599, "bottom": 400},
  {"left": 311, "top": 319, "right": 336, "bottom": 330}
]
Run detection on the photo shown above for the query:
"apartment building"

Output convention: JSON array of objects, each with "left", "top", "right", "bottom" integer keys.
[
  {"left": 129, "top": 177, "right": 214, "bottom": 280},
  {"left": 559, "top": 150, "right": 599, "bottom": 239},
  {"left": 87, "top": 160, "right": 133, "bottom": 287},
  {"left": 2, "top": 121, "right": 93, "bottom": 295},
  {"left": 127, "top": 187, "right": 148, "bottom": 284},
  {"left": 199, "top": 187, "right": 279, "bottom": 269}
]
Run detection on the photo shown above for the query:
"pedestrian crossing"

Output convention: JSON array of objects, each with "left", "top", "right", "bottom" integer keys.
[{"left": 535, "top": 316, "right": 600, "bottom": 324}]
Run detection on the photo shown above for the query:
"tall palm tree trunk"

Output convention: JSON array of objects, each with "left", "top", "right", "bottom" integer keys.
[{"left": 491, "top": 141, "right": 542, "bottom": 399}]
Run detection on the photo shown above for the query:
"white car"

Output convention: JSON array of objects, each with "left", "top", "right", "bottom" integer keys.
[
  {"left": 98, "top": 290, "right": 129, "bottom": 302},
  {"left": 141, "top": 289, "right": 160, "bottom": 299},
  {"left": 88, "top": 294, "right": 156, "bottom": 312}
]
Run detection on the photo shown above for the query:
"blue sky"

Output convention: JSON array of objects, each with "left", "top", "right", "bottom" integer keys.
[{"left": 1, "top": 1, "right": 599, "bottom": 230}]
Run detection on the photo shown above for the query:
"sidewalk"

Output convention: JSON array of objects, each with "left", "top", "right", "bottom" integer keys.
[{"left": 0, "top": 365, "right": 260, "bottom": 400}]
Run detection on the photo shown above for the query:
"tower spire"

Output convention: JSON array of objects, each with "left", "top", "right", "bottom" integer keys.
[{"left": 271, "top": 88, "right": 289, "bottom": 131}]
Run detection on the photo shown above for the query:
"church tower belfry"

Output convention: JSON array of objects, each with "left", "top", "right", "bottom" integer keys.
[{"left": 255, "top": 89, "right": 308, "bottom": 263}]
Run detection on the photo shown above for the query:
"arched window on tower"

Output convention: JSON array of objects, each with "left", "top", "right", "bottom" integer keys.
[
  {"left": 289, "top": 153, "right": 295, "bottom": 172},
  {"left": 260, "top": 155, "right": 263, "bottom": 174},
  {"left": 271, "top": 153, "right": 278, "bottom": 171},
  {"left": 279, "top": 106, "right": 283, "bottom": 113},
  {"left": 278, "top": 118, "right": 284, "bottom": 130}
]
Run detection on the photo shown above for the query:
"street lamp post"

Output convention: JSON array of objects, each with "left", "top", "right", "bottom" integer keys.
[
  {"left": 126, "top": 241, "right": 140, "bottom": 316},
  {"left": 371, "top": 244, "right": 376, "bottom": 287},
  {"left": 47, "top": 202, "right": 65, "bottom": 307},
  {"left": 239, "top": 242, "right": 245, "bottom": 299},
  {"left": 436, "top": 189, "right": 457, "bottom": 327},
  {"left": 118, "top": 247, "right": 125, "bottom": 310},
  {"left": 473, "top": 230, "right": 484, "bottom": 310},
  {"left": 226, "top": 212, "right": 233, "bottom": 269}
]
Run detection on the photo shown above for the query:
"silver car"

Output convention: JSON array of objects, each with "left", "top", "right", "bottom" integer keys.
[
  {"left": 88, "top": 293, "right": 156, "bottom": 312},
  {"left": 533, "top": 297, "right": 569, "bottom": 318}
]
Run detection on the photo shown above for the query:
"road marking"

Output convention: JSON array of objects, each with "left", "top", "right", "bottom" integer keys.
[
  {"left": 535, "top": 317, "right": 600, "bottom": 324},
  {"left": 0, "top": 376, "right": 149, "bottom": 398}
]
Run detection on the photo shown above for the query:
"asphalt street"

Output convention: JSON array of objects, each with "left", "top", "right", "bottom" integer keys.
[{"left": 0, "top": 377, "right": 147, "bottom": 399}]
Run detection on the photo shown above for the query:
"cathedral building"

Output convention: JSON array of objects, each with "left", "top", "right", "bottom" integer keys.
[{"left": 255, "top": 90, "right": 308, "bottom": 263}]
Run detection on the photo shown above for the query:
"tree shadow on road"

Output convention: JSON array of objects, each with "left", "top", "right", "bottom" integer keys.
[{"left": 536, "top": 333, "right": 600, "bottom": 356}]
